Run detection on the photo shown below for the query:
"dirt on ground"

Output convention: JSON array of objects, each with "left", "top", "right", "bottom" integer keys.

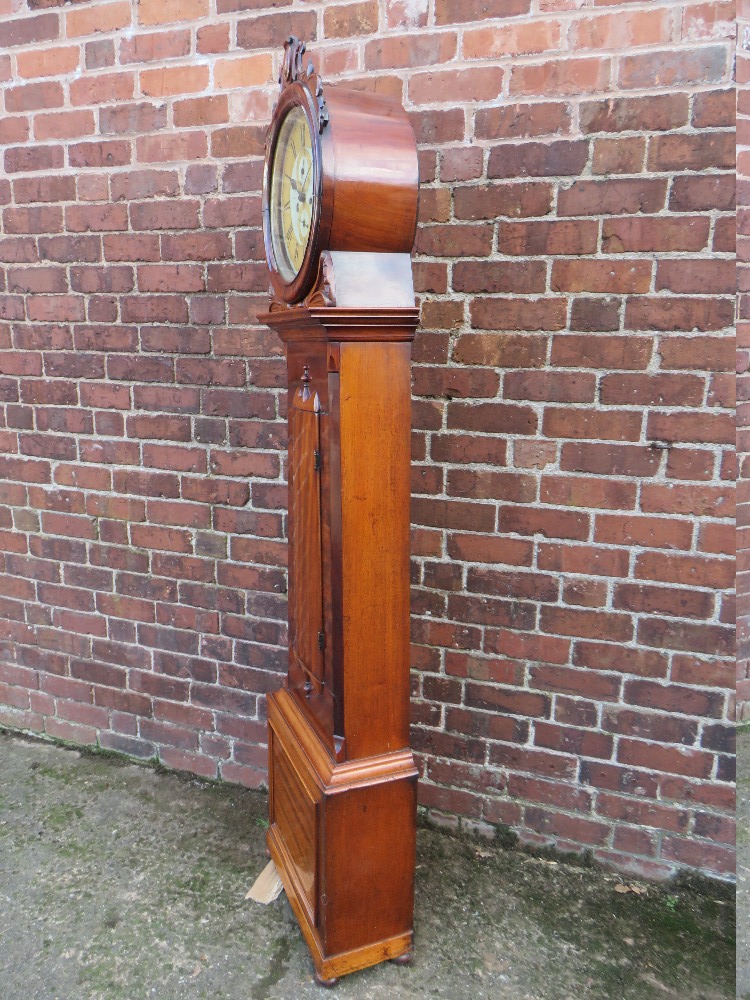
[
  {"left": 738, "top": 725, "right": 749, "bottom": 999},
  {"left": 0, "top": 730, "right": 735, "bottom": 1000}
]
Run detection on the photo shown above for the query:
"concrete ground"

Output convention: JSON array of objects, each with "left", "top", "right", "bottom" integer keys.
[
  {"left": 739, "top": 726, "right": 749, "bottom": 999},
  {"left": 0, "top": 730, "right": 735, "bottom": 1000}
]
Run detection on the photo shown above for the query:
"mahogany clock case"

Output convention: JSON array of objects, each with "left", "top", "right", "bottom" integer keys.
[
  {"left": 259, "top": 35, "right": 421, "bottom": 986},
  {"left": 261, "top": 39, "right": 419, "bottom": 305},
  {"left": 261, "top": 310, "right": 420, "bottom": 983}
]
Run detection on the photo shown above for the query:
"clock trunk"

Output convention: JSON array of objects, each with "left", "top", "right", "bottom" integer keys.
[{"left": 260, "top": 307, "right": 420, "bottom": 983}]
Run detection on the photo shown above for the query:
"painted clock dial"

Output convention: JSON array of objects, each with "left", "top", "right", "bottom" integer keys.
[{"left": 270, "top": 106, "right": 315, "bottom": 283}]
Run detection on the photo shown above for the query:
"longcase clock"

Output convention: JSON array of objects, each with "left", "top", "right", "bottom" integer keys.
[{"left": 259, "top": 36, "right": 420, "bottom": 986}]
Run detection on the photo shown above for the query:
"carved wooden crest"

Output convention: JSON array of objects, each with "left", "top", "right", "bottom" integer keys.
[{"left": 279, "top": 35, "right": 329, "bottom": 133}]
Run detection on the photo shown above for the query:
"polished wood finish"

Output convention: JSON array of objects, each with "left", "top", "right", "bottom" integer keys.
[
  {"left": 262, "top": 37, "right": 418, "bottom": 305},
  {"left": 338, "top": 340, "right": 412, "bottom": 760},
  {"left": 260, "top": 42, "right": 420, "bottom": 984},
  {"left": 322, "top": 87, "right": 418, "bottom": 257},
  {"left": 261, "top": 304, "right": 420, "bottom": 983},
  {"left": 267, "top": 687, "right": 417, "bottom": 982}
]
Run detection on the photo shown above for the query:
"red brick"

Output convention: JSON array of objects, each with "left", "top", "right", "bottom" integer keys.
[
  {"left": 573, "top": 642, "right": 667, "bottom": 679},
  {"left": 86, "top": 38, "right": 116, "bottom": 69},
  {"left": 500, "top": 507, "right": 589, "bottom": 541},
  {"left": 670, "top": 174, "right": 735, "bottom": 212},
  {"left": 364, "top": 32, "right": 457, "bottom": 70},
  {"left": 661, "top": 837, "right": 734, "bottom": 876},
  {"left": 626, "top": 296, "right": 734, "bottom": 333},
  {"left": 5, "top": 144, "right": 64, "bottom": 174},
  {"left": 70, "top": 71, "right": 135, "bottom": 106},
  {"left": 17, "top": 44, "right": 79, "bottom": 79},
  {"left": 6, "top": 81, "right": 64, "bottom": 112},
  {"left": 0, "top": 13, "right": 59, "bottom": 47},
  {"left": 120, "top": 28, "right": 191, "bottom": 63},
  {"left": 541, "top": 475, "right": 636, "bottom": 512},
  {"left": 617, "top": 740, "right": 714, "bottom": 779},
  {"left": 543, "top": 407, "right": 641, "bottom": 442},
  {"left": 594, "top": 513, "right": 693, "bottom": 551},
  {"left": 511, "top": 57, "right": 611, "bottom": 96},
  {"left": 635, "top": 551, "right": 733, "bottom": 590},
  {"left": 615, "top": 583, "right": 713, "bottom": 620},
  {"left": 541, "top": 606, "right": 632, "bottom": 643},
  {"left": 506, "top": 371, "right": 595, "bottom": 404},
  {"left": 137, "top": 132, "right": 208, "bottom": 164},
  {"left": 446, "top": 400, "right": 537, "bottom": 436},
  {"left": 579, "top": 94, "right": 689, "bottom": 133},
  {"left": 0, "top": 117, "right": 31, "bottom": 145},
  {"left": 197, "top": 23, "right": 230, "bottom": 53},
  {"left": 619, "top": 45, "right": 729, "bottom": 90},
  {"left": 69, "top": 140, "right": 132, "bottom": 169},
  {"left": 65, "top": 1, "right": 130, "bottom": 36},
  {"left": 464, "top": 21, "right": 560, "bottom": 60},
  {"left": 649, "top": 132, "right": 735, "bottom": 172},
  {"left": 601, "top": 373, "right": 704, "bottom": 407},
  {"left": 467, "top": 566, "right": 557, "bottom": 602},
  {"left": 603, "top": 216, "right": 710, "bottom": 253},
  {"left": 490, "top": 743, "right": 577, "bottom": 781},
  {"left": 552, "top": 259, "right": 651, "bottom": 294},
  {"left": 559, "top": 178, "right": 668, "bottom": 216},
  {"left": 489, "top": 140, "right": 589, "bottom": 179},
  {"left": 138, "top": 0, "right": 209, "bottom": 25},
  {"left": 100, "top": 102, "right": 168, "bottom": 135},
  {"left": 111, "top": 169, "right": 179, "bottom": 201},
  {"left": 693, "top": 88, "right": 735, "bottom": 128},
  {"left": 659, "top": 335, "right": 734, "bottom": 371},
  {"left": 410, "top": 66, "right": 503, "bottom": 104},
  {"left": 435, "top": 0, "right": 529, "bottom": 23},
  {"left": 649, "top": 410, "right": 734, "bottom": 447},
  {"left": 475, "top": 102, "right": 571, "bottom": 140},
  {"left": 470, "top": 298, "right": 566, "bottom": 332},
  {"left": 454, "top": 182, "right": 554, "bottom": 220},
  {"left": 322, "top": 1, "right": 378, "bottom": 36}
]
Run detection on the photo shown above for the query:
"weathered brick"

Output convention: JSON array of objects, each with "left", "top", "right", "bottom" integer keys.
[
  {"left": 0, "top": 13, "right": 59, "bottom": 48},
  {"left": 0, "top": 1, "right": 735, "bottom": 886}
]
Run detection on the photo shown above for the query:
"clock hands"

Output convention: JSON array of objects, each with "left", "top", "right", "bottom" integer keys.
[
  {"left": 287, "top": 173, "right": 304, "bottom": 200},
  {"left": 287, "top": 155, "right": 313, "bottom": 206}
]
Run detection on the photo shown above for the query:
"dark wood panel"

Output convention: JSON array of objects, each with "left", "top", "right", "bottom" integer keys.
[
  {"left": 271, "top": 733, "right": 318, "bottom": 924},
  {"left": 287, "top": 360, "right": 335, "bottom": 744},
  {"left": 290, "top": 394, "right": 324, "bottom": 690},
  {"left": 321, "top": 776, "right": 416, "bottom": 956}
]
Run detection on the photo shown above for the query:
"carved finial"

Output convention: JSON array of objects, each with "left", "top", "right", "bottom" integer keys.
[
  {"left": 280, "top": 36, "right": 306, "bottom": 89},
  {"left": 299, "top": 365, "right": 312, "bottom": 403},
  {"left": 277, "top": 36, "right": 329, "bottom": 133}
]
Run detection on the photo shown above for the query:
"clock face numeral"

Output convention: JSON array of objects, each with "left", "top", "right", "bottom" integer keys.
[{"left": 270, "top": 106, "right": 315, "bottom": 284}]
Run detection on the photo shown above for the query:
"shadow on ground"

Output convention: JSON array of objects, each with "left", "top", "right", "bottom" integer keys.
[{"left": 0, "top": 731, "right": 735, "bottom": 1000}]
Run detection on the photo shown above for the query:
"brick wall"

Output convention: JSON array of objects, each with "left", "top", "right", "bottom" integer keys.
[
  {"left": 738, "top": 4, "right": 749, "bottom": 721},
  {"left": 0, "top": 0, "right": 736, "bottom": 880}
]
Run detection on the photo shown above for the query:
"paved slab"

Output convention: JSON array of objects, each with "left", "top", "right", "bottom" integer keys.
[{"left": 0, "top": 731, "right": 735, "bottom": 1000}]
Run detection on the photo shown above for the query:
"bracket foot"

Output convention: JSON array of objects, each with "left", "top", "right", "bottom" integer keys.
[
  {"left": 390, "top": 951, "right": 413, "bottom": 966},
  {"left": 314, "top": 971, "right": 339, "bottom": 988}
]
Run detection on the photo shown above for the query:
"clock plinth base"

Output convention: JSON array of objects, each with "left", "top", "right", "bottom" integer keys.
[{"left": 267, "top": 688, "right": 417, "bottom": 982}]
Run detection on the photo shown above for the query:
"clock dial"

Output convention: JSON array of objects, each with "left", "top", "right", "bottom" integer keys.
[{"left": 270, "top": 107, "right": 315, "bottom": 283}]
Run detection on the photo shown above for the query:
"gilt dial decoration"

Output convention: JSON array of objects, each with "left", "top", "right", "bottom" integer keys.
[{"left": 270, "top": 106, "right": 315, "bottom": 283}]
